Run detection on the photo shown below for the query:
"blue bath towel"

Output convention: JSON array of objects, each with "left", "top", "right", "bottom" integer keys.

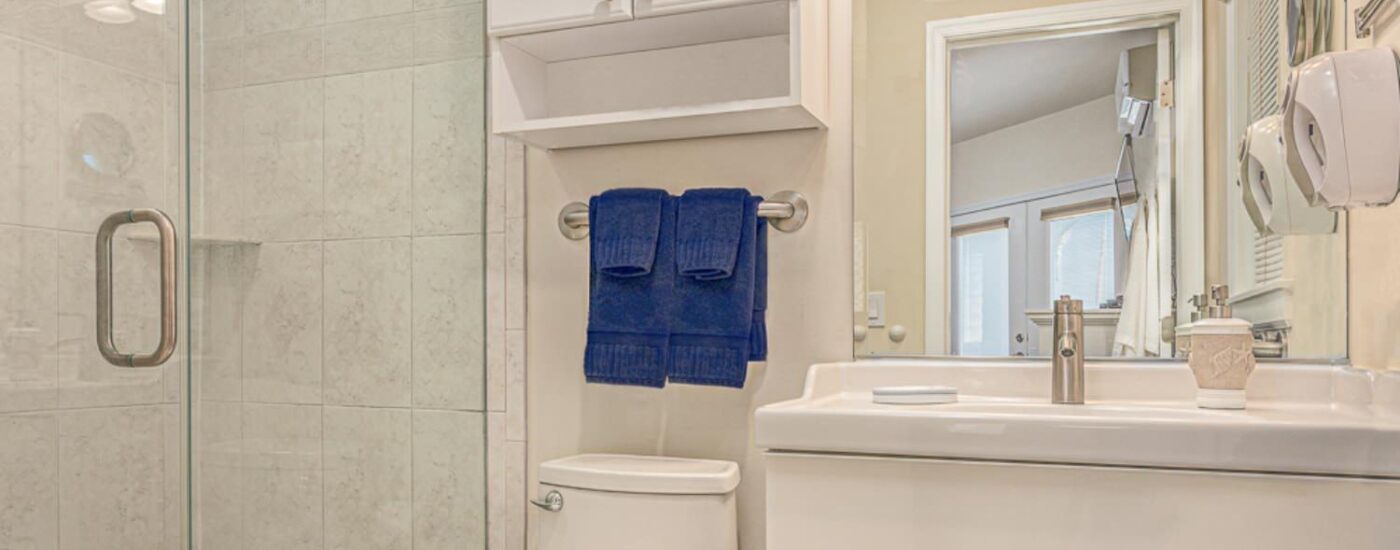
[
  {"left": 584, "top": 189, "right": 674, "bottom": 388},
  {"left": 750, "top": 205, "right": 767, "bottom": 362},
  {"left": 669, "top": 189, "right": 759, "bottom": 388}
]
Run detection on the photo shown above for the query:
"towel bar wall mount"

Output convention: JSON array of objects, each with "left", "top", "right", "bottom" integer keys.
[
  {"left": 557, "top": 190, "right": 809, "bottom": 240},
  {"left": 1356, "top": 0, "right": 1392, "bottom": 38}
]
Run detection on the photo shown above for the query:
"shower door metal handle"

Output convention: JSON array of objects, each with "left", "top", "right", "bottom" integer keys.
[{"left": 96, "top": 208, "right": 178, "bottom": 368}]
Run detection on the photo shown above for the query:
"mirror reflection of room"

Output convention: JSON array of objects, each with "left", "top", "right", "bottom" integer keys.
[
  {"left": 854, "top": 0, "right": 1350, "bottom": 362},
  {"left": 946, "top": 29, "right": 1171, "bottom": 358}
]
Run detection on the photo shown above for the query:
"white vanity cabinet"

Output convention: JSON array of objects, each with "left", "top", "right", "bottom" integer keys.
[
  {"left": 490, "top": 0, "right": 828, "bottom": 149},
  {"left": 758, "top": 361, "right": 1400, "bottom": 549}
]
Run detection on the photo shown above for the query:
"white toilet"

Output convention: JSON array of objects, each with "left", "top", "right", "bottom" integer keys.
[{"left": 534, "top": 454, "right": 741, "bottom": 550}]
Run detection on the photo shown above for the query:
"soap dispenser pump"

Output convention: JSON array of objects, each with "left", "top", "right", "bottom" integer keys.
[{"left": 1186, "top": 285, "right": 1256, "bottom": 410}]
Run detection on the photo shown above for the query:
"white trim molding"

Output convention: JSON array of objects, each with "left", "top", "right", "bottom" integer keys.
[{"left": 924, "top": 0, "right": 1205, "bottom": 353}]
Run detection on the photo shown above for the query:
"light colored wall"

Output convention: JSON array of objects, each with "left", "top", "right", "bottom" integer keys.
[
  {"left": 854, "top": 0, "right": 1230, "bottom": 356},
  {"left": 522, "top": 3, "right": 853, "bottom": 546},
  {"left": 950, "top": 94, "right": 1120, "bottom": 210},
  {"left": 1348, "top": 12, "right": 1400, "bottom": 371},
  {"left": 192, "top": 1, "right": 493, "bottom": 549}
]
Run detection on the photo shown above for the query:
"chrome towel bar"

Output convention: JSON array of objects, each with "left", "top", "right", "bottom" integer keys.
[{"left": 557, "top": 190, "right": 809, "bottom": 240}]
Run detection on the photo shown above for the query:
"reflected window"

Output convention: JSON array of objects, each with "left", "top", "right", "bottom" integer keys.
[
  {"left": 952, "top": 223, "right": 1010, "bottom": 355},
  {"left": 1047, "top": 208, "right": 1117, "bottom": 307}
]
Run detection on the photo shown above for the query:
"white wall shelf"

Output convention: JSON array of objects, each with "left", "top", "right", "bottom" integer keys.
[{"left": 490, "top": 0, "right": 828, "bottom": 149}]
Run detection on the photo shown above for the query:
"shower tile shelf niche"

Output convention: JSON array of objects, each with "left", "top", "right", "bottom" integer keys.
[{"left": 490, "top": 0, "right": 829, "bottom": 149}]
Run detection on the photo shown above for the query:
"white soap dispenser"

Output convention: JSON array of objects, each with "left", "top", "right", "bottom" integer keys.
[{"left": 1186, "top": 285, "right": 1255, "bottom": 410}]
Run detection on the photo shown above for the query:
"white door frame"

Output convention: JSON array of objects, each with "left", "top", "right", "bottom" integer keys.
[{"left": 923, "top": 0, "right": 1204, "bottom": 354}]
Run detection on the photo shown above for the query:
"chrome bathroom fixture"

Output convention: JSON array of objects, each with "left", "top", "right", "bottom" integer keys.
[
  {"left": 1051, "top": 295, "right": 1085, "bottom": 405},
  {"left": 1355, "top": 0, "right": 1392, "bottom": 38},
  {"left": 531, "top": 490, "right": 564, "bottom": 512},
  {"left": 557, "top": 190, "right": 810, "bottom": 240},
  {"left": 96, "top": 208, "right": 177, "bottom": 368}
]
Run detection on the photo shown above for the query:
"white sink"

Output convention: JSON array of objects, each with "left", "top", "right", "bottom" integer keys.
[{"left": 755, "top": 360, "right": 1400, "bottom": 478}]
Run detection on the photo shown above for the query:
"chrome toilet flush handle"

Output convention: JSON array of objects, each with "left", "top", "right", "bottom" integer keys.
[{"left": 530, "top": 490, "right": 564, "bottom": 512}]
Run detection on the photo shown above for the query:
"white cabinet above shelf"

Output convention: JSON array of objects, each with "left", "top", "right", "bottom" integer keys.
[{"left": 490, "top": 0, "right": 828, "bottom": 149}]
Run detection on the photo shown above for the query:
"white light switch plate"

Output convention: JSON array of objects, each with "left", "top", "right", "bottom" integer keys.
[{"left": 867, "top": 292, "right": 886, "bottom": 328}]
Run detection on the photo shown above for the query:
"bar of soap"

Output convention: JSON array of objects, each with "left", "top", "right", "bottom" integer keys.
[{"left": 872, "top": 385, "right": 958, "bottom": 405}]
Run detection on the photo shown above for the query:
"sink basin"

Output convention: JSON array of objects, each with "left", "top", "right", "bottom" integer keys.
[{"left": 755, "top": 360, "right": 1400, "bottom": 478}]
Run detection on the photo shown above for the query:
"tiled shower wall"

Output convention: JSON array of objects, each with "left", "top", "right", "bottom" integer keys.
[
  {"left": 0, "top": 1, "right": 184, "bottom": 549},
  {"left": 191, "top": 0, "right": 520, "bottom": 549}
]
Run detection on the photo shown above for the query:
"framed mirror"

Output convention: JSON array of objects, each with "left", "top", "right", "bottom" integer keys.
[{"left": 852, "top": 0, "right": 1348, "bottom": 361}]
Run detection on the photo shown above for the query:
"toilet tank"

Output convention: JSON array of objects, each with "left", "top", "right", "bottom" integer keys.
[{"left": 535, "top": 454, "right": 741, "bottom": 550}]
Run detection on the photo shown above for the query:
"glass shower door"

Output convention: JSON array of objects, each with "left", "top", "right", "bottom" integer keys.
[
  {"left": 0, "top": 0, "right": 187, "bottom": 547},
  {"left": 1, "top": 0, "right": 488, "bottom": 547}
]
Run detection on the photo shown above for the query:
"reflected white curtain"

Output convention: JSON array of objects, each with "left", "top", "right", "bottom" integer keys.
[{"left": 1114, "top": 198, "right": 1162, "bottom": 357}]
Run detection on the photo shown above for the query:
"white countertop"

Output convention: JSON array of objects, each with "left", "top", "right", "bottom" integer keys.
[{"left": 755, "top": 360, "right": 1400, "bottom": 478}]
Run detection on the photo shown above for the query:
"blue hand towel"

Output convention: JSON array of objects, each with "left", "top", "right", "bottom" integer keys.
[
  {"left": 750, "top": 202, "right": 767, "bottom": 362},
  {"left": 669, "top": 189, "right": 758, "bottom": 388},
  {"left": 584, "top": 189, "right": 674, "bottom": 388}
]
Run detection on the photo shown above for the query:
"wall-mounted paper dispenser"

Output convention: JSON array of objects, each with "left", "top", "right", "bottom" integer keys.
[
  {"left": 1116, "top": 44, "right": 1157, "bottom": 137},
  {"left": 1238, "top": 114, "right": 1336, "bottom": 235},
  {"left": 1283, "top": 47, "right": 1400, "bottom": 210}
]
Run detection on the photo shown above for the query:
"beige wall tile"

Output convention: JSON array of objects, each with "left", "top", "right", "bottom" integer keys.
[
  {"left": 485, "top": 412, "right": 506, "bottom": 550},
  {"left": 412, "top": 235, "right": 486, "bottom": 410},
  {"left": 325, "top": 68, "right": 413, "bottom": 239},
  {"left": 412, "top": 59, "right": 485, "bottom": 235},
  {"left": 55, "top": 54, "right": 167, "bottom": 233},
  {"left": 201, "top": 38, "right": 246, "bottom": 91},
  {"left": 0, "top": 412, "right": 57, "bottom": 550},
  {"left": 242, "top": 242, "right": 323, "bottom": 404},
  {"left": 324, "top": 406, "right": 412, "bottom": 550},
  {"left": 505, "top": 217, "right": 526, "bottom": 330},
  {"left": 485, "top": 135, "right": 506, "bottom": 234},
  {"left": 414, "top": 5, "right": 484, "bottom": 64},
  {"left": 486, "top": 232, "right": 506, "bottom": 411},
  {"left": 323, "top": 14, "right": 414, "bottom": 75},
  {"left": 324, "top": 238, "right": 412, "bottom": 406},
  {"left": 58, "top": 406, "right": 167, "bottom": 550},
  {"left": 505, "top": 439, "right": 526, "bottom": 550},
  {"left": 56, "top": 232, "right": 167, "bottom": 409},
  {"left": 0, "top": 226, "right": 58, "bottom": 412},
  {"left": 327, "top": 0, "right": 413, "bottom": 23},
  {"left": 0, "top": 40, "right": 59, "bottom": 228},
  {"left": 190, "top": 246, "right": 246, "bottom": 403},
  {"left": 412, "top": 410, "right": 486, "bottom": 550},
  {"left": 242, "top": 28, "right": 324, "bottom": 86},
  {"left": 201, "top": 0, "right": 246, "bottom": 40},
  {"left": 242, "top": 79, "right": 324, "bottom": 242},
  {"left": 196, "top": 402, "right": 242, "bottom": 550},
  {"left": 244, "top": 0, "right": 324, "bottom": 35},
  {"left": 242, "top": 403, "right": 322, "bottom": 550},
  {"left": 505, "top": 329, "right": 526, "bottom": 441}
]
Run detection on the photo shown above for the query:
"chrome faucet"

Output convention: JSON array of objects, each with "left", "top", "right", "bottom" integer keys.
[{"left": 1051, "top": 295, "right": 1085, "bottom": 404}]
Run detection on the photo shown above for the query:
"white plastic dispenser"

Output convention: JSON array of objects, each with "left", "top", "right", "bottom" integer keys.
[
  {"left": 1283, "top": 47, "right": 1400, "bottom": 209},
  {"left": 1238, "top": 114, "right": 1336, "bottom": 235}
]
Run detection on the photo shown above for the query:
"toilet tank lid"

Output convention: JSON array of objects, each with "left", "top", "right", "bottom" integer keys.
[{"left": 539, "top": 454, "right": 741, "bottom": 495}]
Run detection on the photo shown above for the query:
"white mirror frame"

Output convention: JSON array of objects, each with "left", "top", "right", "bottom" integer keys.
[{"left": 923, "top": 0, "right": 1205, "bottom": 354}]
